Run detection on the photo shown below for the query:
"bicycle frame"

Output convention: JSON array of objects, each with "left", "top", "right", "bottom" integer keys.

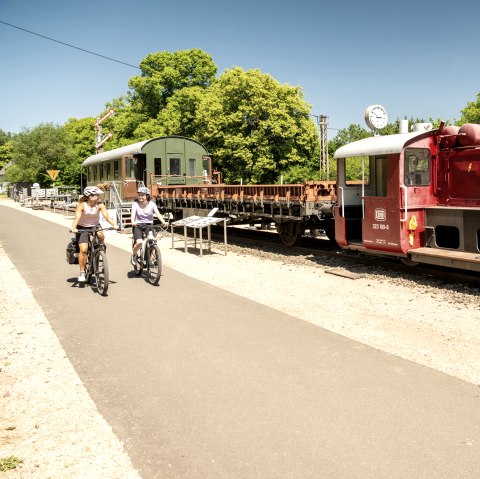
[{"left": 83, "top": 226, "right": 111, "bottom": 295}]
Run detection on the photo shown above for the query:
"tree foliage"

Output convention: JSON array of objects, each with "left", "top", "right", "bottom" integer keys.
[
  {"left": 196, "top": 67, "right": 319, "bottom": 184},
  {"left": 459, "top": 93, "right": 480, "bottom": 124},
  {"left": 128, "top": 49, "right": 217, "bottom": 118},
  {"left": 5, "top": 123, "right": 77, "bottom": 186}
]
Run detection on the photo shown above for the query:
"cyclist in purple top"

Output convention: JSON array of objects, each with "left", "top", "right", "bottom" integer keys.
[{"left": 130, "top": 187, "right": 167, "bottom": 266}]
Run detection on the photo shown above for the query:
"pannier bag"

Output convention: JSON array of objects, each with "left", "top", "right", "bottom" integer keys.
[{"left": 66, "top": 238, "right": 79, "bottom": 264}]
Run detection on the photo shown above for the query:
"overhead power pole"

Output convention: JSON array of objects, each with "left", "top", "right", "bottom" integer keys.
[
  {"left": 95, "top": 109, "right": 115, "bottom": 153},
  {"left": 315, "top": 114, "right": 329, "bottom": 180}
]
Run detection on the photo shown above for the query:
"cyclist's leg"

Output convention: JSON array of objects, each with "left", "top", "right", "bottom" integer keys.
[
  {"left": 76, "top": 228, "right": 90, "bottom": 280},
  {"left": 132, "top": 225, "right": 144, "bottom": 256}
]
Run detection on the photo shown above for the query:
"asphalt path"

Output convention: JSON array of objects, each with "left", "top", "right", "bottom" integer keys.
[{"left": 1, "top": 206, "right": 480, "bottom": 478}]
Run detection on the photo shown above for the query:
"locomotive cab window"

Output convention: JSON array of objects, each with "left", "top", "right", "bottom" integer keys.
[
  {"left": 345, "top": 155, "right": 371, "bottom": 186},
  {"left": 404, "top": 148, "right": 430, "bottom": 186}
]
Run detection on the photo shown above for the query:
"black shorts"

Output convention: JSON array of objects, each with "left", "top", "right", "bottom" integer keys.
[
  {"left": 133, "top": 223, "right": 153, "bottom": 241},
  {"left": 76, "top": 225, "right": 97, "bottom": 244}
]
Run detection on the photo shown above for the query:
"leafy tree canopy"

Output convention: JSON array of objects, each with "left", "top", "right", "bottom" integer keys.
[
  {"left": 5, "top": 123, "right": 77, "bottom": 186},
  {"left": 196, "top": 67, "right": 319, "bottom": 184},
  {"left": 128, "top": 49, "right": 217, "bottom": 119},
  {"left": 459, "top": 93, "right": 480, "bottom": 124}
]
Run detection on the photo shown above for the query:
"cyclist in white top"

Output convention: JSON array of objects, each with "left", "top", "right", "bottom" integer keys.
[
  {"left": 130, "top": 186, "right": 167, "bottom": 265},
  {"left": 70, "top": 186, "right": 118, "bottom": 282}
]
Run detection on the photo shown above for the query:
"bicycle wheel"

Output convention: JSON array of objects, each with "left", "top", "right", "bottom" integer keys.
[
  {"left": 94, "top": 250, "right": 109, "bottom": 296},
  {"left": 146, "top": 244, "right": 161, "bottom": 285}
]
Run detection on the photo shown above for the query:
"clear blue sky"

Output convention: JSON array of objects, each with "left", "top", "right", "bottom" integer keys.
[{"left": 1, "top": 0, "right": 479, "bottom": 138}]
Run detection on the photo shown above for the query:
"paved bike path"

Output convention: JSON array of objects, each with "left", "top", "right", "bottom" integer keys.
[{"left": 1, "top": 205, "right": 479, "bottom": 479}]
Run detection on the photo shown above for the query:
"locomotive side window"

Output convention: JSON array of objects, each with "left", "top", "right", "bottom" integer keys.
[
  {"left": 404, "top": 148, "right": 430, "bottom": 186},
  {"left": 170, "top": 158, "right": 181, "bottom": 175},
  {"left": 345, "top": 156, "right": 371, "bottom": 186},
  {"left": 154, "top": 158, "right": 162, "bottom": 176},
  {"left": 189, "top": 158, "right": 196, "bottom": 177}
]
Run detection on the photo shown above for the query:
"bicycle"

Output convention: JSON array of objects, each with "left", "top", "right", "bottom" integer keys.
[
  {"left": 132, "top": 224, "right": 166, "bottom": 285},
  {"left": 74, "top": 226, "right": 112, "bottom": 296}
]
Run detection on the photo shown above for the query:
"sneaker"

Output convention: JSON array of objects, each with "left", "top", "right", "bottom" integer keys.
[{"left": 78, "top": 272, "right": 86, "bottom": 282}]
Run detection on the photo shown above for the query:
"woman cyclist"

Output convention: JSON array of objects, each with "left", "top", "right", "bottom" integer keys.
[
  {"left": 131, "top": 186, "right": 167, "bottom": 266},
  {"left": 70, "top": 186, "right": 118, "bottom": 282}
]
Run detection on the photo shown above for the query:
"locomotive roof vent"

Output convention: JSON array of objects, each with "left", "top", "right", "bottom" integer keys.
[
  {"left": 411, "top": 122, "right": 433, "bottom": 132},
  {"left": 399, "top": 119, "right": 409, "bottom": 134}
]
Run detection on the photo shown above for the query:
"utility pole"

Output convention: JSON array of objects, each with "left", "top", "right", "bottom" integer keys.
[
  {"left": 95, "top": 109, "right": 115, "bottom": 153},
  {"left": 317, "top": 114, "right": 329, "bottom": 180}
]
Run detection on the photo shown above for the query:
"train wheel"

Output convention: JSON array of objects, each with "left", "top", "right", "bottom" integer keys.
[
  {"left": 276, "top": 221, "right": 302, "bottom": 247},
  {"left": 401, "top": 257, "right": 419, "bottom": 267}
]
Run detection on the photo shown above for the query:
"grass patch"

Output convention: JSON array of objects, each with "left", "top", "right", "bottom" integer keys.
[{"left": 0, "top": 456, "right": 23, "bottom": 471}]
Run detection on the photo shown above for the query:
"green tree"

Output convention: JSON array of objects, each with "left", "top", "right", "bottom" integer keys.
[
  {"left": 128, "top": 49, "right": 217, "bottom": 119},
  {"left": 459, "top": 92, "right": 480, "bottom": 124},
  {"left": 328, "top": 124, "right": 372, "bottom": 159},
  {"left": 196, "top": 67, "right": 319, "bottom": 184},
  {"left": 0, "top": 129, "right": 13, "bottom": 170},
  {"left": 5, "top": 123, "right": 76, "bottom": 186}
]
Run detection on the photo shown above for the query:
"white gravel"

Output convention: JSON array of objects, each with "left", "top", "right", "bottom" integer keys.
[{"left": 1, "top": 199, "right": 479, "bottom": 477}]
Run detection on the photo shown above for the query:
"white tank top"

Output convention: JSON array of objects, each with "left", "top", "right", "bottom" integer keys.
[{"left": 78, "top": 203, "right": 101, "bottom": 227}]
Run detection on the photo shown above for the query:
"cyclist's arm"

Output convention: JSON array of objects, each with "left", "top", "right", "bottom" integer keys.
[
  {"left": 131, "top": 202, "right": 137, "bottom": 226},
  {"left": 70, "top": 203, "right": 84, "bottom": 232}
]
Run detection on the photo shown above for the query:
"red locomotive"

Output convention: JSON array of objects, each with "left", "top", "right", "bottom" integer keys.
[{"left": 334, "top": 120, "right": 480, "bottom": 272}]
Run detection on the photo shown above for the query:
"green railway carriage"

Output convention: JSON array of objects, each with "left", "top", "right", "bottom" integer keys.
[{"left": 82, "top": 136, "right": 212, "bottom": 203}]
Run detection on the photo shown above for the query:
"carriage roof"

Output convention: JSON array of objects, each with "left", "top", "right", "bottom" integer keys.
[
  {"left": 334, "top": 131, "right": 433, "bottom": 159},
  {"left": 82, "top": 136, "right": 208, "bottom": 167}
]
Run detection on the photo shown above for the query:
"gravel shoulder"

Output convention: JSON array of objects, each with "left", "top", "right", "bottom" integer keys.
[{"left": 1, "top": 199, "right": 479, "bottom": 477}]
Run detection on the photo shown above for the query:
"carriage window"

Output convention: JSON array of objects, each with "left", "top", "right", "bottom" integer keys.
[
  {"left": 126, "top": 158, "right": 134, "bottom": 178},
  {"left": 105, "top": 162, "right": 111, "bottom": 180},
  {"left": 114, "top": 161, "right": 119, "bottom": 180},
  {"left": 154, "top": 157, "right": 162, "bottom": 176},
  {"left": 404, "top": 148, "right": 430, "bottom": 186},
  {"left": 189, "top": 158, "right": 196, "bottom": 177},
  {"left": 87, "top": 167, "right": 92, "bottom": 182},
  {"left": 345, "top": 156, "right": 371, "bottom": 186},
  {"left": 93, "top": 165, "right": 97, "bottom": 182},
  {"left": 169, "top": 158, "right": 181, "bottom": 175}
]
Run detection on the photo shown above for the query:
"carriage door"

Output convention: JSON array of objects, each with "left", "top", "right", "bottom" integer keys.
[
  {"left": 361, "top": 155, "right": 402, "bottom": 253},
  {"left": 122, "top": 155, "right": 137, "bottom": 199},
  {"left": 167, "top": 154, "right": 185, "bottom": 185}
]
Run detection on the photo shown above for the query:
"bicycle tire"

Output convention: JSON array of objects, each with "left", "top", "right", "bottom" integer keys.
[
  {"left": 146, "top": 244, "right": 161, "bottom": 285},
  {"left": 94, "top": 250, "right": 109, "bottom": 296}
]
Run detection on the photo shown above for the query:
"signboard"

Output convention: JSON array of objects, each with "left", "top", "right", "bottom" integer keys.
[{"left": 47, "top": 170, "right": 60, "bottom": 180}]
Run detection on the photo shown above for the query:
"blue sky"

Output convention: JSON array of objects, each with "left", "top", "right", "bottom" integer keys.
[{"left": 1, "top": 0, "right": 480, "bottom": 138}]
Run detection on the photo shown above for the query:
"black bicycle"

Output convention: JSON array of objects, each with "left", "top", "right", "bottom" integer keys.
[
  {"left": 132, "top": 224, "right": 165, "bottom": 285},
  {"left": 81, "top": 226, "right": 112, "bottom": 295}
]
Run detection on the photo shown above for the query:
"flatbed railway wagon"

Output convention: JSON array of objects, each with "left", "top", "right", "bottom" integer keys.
[{"left": 83, "top": 136, "right": 337, "bottom": 244}]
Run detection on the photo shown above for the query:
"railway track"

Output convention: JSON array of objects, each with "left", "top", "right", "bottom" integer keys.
[{"left": 203, "top": 225, "right": 480, "bottom": 287}]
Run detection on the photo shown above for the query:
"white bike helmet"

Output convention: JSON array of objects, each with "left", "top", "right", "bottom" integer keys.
[
  {"left": 83, "top": 186, "right": 103, "bottom": 197},
  {"left": 137, "top": 187, "right": 150, "bottom": 195}
]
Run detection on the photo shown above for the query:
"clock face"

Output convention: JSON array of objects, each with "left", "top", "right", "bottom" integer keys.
[{"left": 365, "top": 105, "right": 388, "bottom": 131}]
